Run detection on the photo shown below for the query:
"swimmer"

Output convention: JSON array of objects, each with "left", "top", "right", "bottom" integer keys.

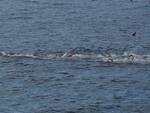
[
  {"left": 132, "top": 32, "right": 136, "bottom": 37},
  {"left": 106, "top": 53, "right": 113, "bottom": 63},
  {"left": 107, "top": 57, "right": 113, "bottom": 63},
  {"left": 128, "top": 54, "right": 134, "bottom": 63}
]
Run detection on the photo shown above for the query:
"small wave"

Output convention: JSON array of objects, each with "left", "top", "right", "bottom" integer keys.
[{"left": 1, "top": 49, "right": 150, "bottom": 64}]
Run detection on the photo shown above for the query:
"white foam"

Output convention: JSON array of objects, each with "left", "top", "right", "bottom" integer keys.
[
  {"left": 0, "top": 51, "right": 7, "bottom": 56},
  {"left": 0, "top": 51, "right": 150, "bottom": 64}
]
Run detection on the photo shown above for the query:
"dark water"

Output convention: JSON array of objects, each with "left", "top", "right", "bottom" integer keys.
[{"left": 0, "top": 0, "right": 150, "bottom": 113}]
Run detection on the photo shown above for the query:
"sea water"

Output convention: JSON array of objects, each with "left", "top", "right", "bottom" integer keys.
[{"left": 0, "top": 0, "right": 150, "bottom": 113}]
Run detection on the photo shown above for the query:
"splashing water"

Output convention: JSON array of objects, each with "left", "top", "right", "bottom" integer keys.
[{"left": 1, "top": 47, "right": 150, "bottom": 64}]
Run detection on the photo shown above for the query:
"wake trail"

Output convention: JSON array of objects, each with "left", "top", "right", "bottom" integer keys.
[{"left": 1, "top": 47, "right": 150, "bottom": 64}]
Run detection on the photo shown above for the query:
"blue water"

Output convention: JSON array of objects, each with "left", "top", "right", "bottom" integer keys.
[{"left": 0, "top": 0, "right": 150, "bottom": 113}]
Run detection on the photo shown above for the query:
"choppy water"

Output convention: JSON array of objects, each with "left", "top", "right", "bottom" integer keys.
[{"left": 0, "top": 0, "right": 150, "bottom": 113}]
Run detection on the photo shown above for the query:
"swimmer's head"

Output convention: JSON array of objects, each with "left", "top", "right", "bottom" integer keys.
[{"left": 128, "top": 54, "right": 134, "bottom": 63}]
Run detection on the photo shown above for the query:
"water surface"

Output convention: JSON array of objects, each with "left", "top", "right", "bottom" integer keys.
[{"left": 0, "top": 0, "right": 150, "bottom": 113}]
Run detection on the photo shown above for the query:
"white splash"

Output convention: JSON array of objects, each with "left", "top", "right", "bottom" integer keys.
[{"left": 0, "top": 51, "right": 150, "bottom": 64}]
